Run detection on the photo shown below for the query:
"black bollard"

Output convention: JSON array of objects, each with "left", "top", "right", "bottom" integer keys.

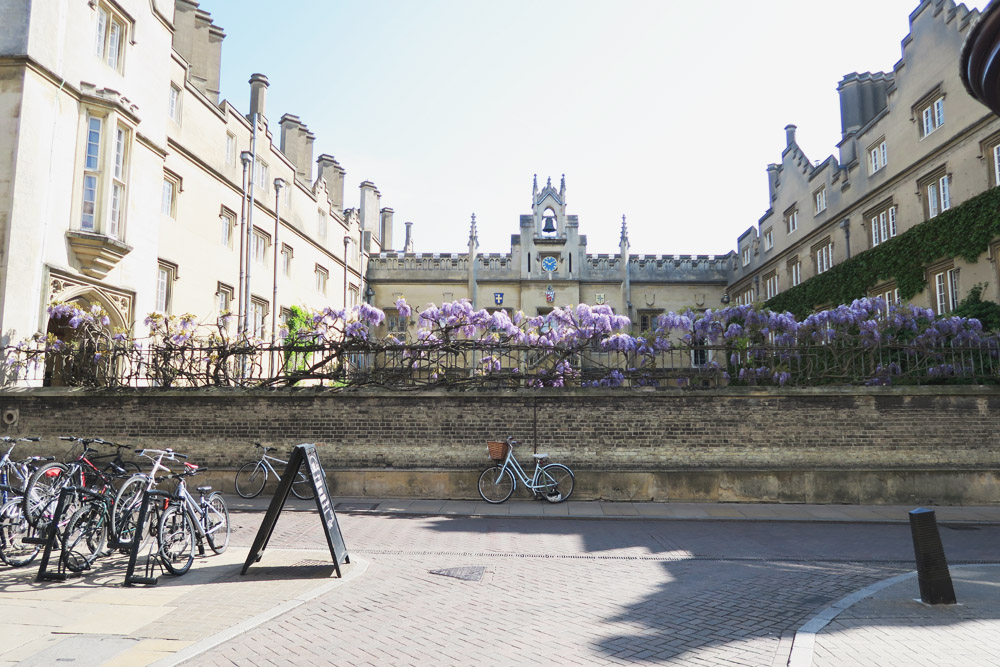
[{"left": 908, "top": 507, "right": 957, "bottom": 605}]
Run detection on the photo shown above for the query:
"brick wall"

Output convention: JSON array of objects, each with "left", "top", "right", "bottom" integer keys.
[{"left": 1, "top": 386, "right": 997, "bottom": 503}]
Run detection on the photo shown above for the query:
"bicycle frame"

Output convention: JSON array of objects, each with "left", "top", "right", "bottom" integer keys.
[
  {"left": 495, "top": 448, "right": 554, "bottom": 492},
  {"left": 171, "top": 479, "right": 220, "bottom": 544}
]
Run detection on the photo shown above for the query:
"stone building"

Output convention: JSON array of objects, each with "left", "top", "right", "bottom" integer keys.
[
  {"left": 729, "top": 0, "right": 1000, "bottom": 314},
  {"left": 0, "top": 0, "right": 388, "bottom": 356},
  {"left": 367, "top": 175, "right": 732, "bottom": 333}
]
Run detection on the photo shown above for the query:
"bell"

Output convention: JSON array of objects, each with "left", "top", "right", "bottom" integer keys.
[{"left": 542, "top": 215, "right": 557, "bottom": 234}]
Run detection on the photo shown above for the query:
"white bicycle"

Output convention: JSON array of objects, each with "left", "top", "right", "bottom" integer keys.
[
  {"left": 477, "top": 436, "right": 574, "bottom": 504},
  {"left": 235, "top": 444, "right": 315, "bottom": 500}
]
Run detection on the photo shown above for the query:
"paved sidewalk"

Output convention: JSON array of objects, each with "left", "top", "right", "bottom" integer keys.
[
  {"left": 794, "top": 564, "right": 1000, "bottom": 667},
  {"left": 0, "top": 546, "right": 364, "bottom": 667},
  {"left": 229, "top": 494, "right": 1000, "bottom": 524}
]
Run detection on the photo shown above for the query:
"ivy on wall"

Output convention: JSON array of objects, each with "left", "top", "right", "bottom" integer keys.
[{"left": 764, "top": 186, "right": 1000, "bottom": 317}]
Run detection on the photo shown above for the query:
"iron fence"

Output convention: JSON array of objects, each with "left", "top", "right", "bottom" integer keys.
[{"left": 3, "top": 337, "right": 999, "bottom": 390}]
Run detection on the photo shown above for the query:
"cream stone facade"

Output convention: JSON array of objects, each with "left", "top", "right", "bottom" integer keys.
[
  {"left": 0, "top": 0, "right": 388, "bottom": 353},
  {"left": 730, "top": 0, "right": 1000, "bottom": 314},
  {"left": 367, "top": 175, "right": 732, "bottom": 332}
]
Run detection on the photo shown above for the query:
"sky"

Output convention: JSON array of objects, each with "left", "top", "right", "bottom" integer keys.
[{"left": 206, "top": 0, "right": 987, "bottom": 256}]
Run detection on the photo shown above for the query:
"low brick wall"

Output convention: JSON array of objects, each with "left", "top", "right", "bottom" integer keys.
[{"left": 1, "top": 386, "right": 998, "bottom": 504}]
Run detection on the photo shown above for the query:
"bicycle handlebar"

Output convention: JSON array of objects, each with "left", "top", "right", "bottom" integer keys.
[{"left": 0, "top": 436, "right": 39, "bottom": 443}]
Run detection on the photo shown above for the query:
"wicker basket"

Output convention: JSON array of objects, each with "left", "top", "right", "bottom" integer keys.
[{"left": 487, "top": 440, "right": 509, "bottom": 461}]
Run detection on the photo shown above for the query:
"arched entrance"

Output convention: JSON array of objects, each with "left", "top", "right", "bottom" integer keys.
[{"left": 43, "top": 289, "right": 127, "bottom": 387}]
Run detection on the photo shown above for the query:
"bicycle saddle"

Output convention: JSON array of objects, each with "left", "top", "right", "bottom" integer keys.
[{"left": 532, "top": 453, "right": 549, "bottom": 459}]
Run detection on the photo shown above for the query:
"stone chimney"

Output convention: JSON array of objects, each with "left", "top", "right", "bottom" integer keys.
[
  {"left": 404, "top": 222, "right": 414, "bottom": 253},
  {"left": 171, "top": 1, "right": 225, "bottom": 103},
  {"left": 248, "top": 73, "right": 269, "bottom": 123},
  {"left": 359, "top": 181, "right": 381, "bottom": 235},
  {"left": 316, "top": 154, "right": 345, "bottom": 212},
  {"left": 279, "top": 114, "right": 315, "bottom": 184},
  {"left": 766, "top": 164, "right": 779, "bottom": 201},
  {"left": 837, "top": 72, "right": 892, "bottom": 141},
  {"left": 380, "top": 208, "right": 394, "bottom": 251},
  {"left": 785, "top": 124, "right": 797, "bottom": 147}
]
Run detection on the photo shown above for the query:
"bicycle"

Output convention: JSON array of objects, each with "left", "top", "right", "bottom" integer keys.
[
  {"left": 22, "top": 437, "right": 124, "bottom": 529},
  {"left": 477, "top": 436, "right": 574, "bottom": 504},
  {"left": 235, "top": 443, "right": 315, "bottom": 500},
  {"left": 158, "top": 463, "right": 230, "bottom": 575},
  {"left": 111, "top": 448, "right": 182, "bottom": 545},
  {"left": 0, "top": 437, "right": 50, "bottom": 504}
]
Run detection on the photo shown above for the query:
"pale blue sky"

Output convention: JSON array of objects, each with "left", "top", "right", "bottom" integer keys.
[{"left": 207, "top": 0, "right": 985, "bottom": 255}]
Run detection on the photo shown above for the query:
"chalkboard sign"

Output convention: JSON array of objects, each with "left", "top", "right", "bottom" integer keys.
[{"left": 241, "top": 443, "right": 349, "bottom": 577}]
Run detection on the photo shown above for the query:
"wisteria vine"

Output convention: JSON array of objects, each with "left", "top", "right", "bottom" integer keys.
[{"left": 1, "top": 296, "right": 998, "bottom": 389}]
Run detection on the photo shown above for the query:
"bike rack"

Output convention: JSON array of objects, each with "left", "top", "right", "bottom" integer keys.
[
  {"left": 35, "top": 486, "right": 102, "bottom": 582},
  {"left": 123, "top": 489, "right": 172, "bottom": 587}
]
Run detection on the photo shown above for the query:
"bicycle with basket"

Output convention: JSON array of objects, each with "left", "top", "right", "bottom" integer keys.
[{"left": 477, "top": 436, "right": 574, "bottom": 504}]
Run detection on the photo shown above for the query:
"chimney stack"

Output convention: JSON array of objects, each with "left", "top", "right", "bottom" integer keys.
[
  {"left": 316, "top": 154, "right": 345, "bottom": 212},
  {"left": 766, "top": 164, "right": 779, "bottom": 201},
  {"left": 279, "top": 114, "right": 315, "bottom": 184},
  {"left": 380, "top": 208, "right": 394, "bottom": 251},
  {"left": 359, "top": 181, "right": 381, "bottom": 235},
  {"left": 248, "top": 73, "right": 269, "bottom": 123},
  {"left": 404, "top": 222, "right": 414, "bottom": 253},
  {"left": 785, "top": 124, "right": 797, "bottom": 147}
]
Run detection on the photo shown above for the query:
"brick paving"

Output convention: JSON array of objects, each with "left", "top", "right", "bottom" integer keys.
[{"left": 187, "top": 513, "right": 940, "bottom": 666}]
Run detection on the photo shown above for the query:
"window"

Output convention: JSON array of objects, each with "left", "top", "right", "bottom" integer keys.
[
  {"left": 318, "top": 210, "right": 327, "bottom": 239},
  {"left": 250, "top": 297, "right": 268, "bottom": 338},
  {"left": 95, "top": 3, "right": 127, "bottom": 72},
  {"left": 255, "top": 159, "right": 269, "bottom": 191},
  {"left": 349, "top": 285, "right": 360, "bottom": 307},
  {"left": 387, "top": 310, "right": 408, "bottom": 334},
  {"left": 814, "top": 187, "right": 827, "bottom": 214},
  {"left": 869, "top": 139, "right": 888, "bottom": 173},
  {"left": 993, "top": 143, "right": 1000, "bottom": 188},
  {"left": 216, "top": 283, "right": 234, "bottom": 326},
  {"left": 225, "top": 133, "right": 236, "bottom": 167},
  {"left": 764, "top": 272, "right": 779, "bottom": 300},
  {"left": 785, "top": 209, "right": 798, "bottom": 234},
  {"left": 156, "top": 261, "right": 177, "bottom": 314},
  {"left": 81, "top": 116, "right": 103, "bottom": 231},
  {"left": 220, "top": 209, "right": 235, "bottom": 248},
  {"left": 168, "top": 84, "right": 181, "bottom": 123},
  {"left": 315, "top": 265, "right": 328, "bottom": 294},
  {"left": 161, "top": 176, "right": 177, "bottom": 218},
  {"left": 869, "top": 284, "right": 900, "bottom": 313},
  {"left": 868, "top": 203, "right": 897, "bottom": 247},
  {"left": 109, "top": 124, "right": 128, "bottom": 238},
  {"left": 251, "top": 229, "right": 268, "bottom": 265},
  {"left": 763, "top": 229, "right": 773, "bottom": 251},
  {"left": 81, "top": 114, "right": 130, "bottom": 238},
  {"left": 741, "top": 247, "right": 750, "bottom": 267},
  {"left": 788, "top": 258, "right": 802, "bottom": 287},
  {"left": 920, "top": 96, "right": 945, "bottom": 138},
  {"left": 933, "top": 267, "right": 959, "bottom": 315},
  {"left": 281, "top": 244, "right": 293, "bottom": 277},
  {"left": 740, "top": 288, "right": 754, "bottom": 305},
  {"left": 814, "top": 240, "right": 834, "bottom": 274},
  {"left": 920, "top": 169, "right": 951, "bottom": 219},
  {"left": 637, "top": 310, "right": 663, "bottom": 332}
]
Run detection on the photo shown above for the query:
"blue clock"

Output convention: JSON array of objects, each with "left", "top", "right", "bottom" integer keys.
[{"left": 541, "top": 256, "right": 558, "bottom": 273}]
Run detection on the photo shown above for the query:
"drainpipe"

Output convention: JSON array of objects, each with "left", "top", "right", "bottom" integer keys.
[{"left": 840, "top": 218, "right": 851, "bottom": 259}]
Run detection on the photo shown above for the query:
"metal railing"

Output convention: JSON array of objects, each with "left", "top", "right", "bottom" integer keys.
[{"left": 3, "top": 337, "right": 998, "bottom": 390}]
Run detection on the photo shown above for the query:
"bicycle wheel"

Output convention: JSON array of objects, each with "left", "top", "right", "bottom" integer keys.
[
  {"left": 22, "top": 462, "right": 69, "bottom": 528},
  {"left": 539, "top": 464, "right": 574, "bottom": 503},
  {"left": 158, "top": 504, "right": 195, "bottom": 575},
  {"left": 0, "top": 499, "right": 40, "bottom": 567},
  {"left": 478, "top": 466, "right": 515, "bottom": 503},
  {"left": 291, "top": 470, "right": 316, "bottom": 500},
  {"left": 234, "top": 462, "right": 267, "bottom": 499},
  {"left": 204, "top": 493, "right": 230, "bottom": 554},
  {"left": 111, "top": 475, "right": 147, "bottom": 544},
  {"left": 62, "top": 503, "right": 108, "bottom": 573}
]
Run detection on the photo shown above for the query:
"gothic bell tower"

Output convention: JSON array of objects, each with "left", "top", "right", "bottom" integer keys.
[{"left": 519, "top": 174, "right": 581, "bottom": 281}]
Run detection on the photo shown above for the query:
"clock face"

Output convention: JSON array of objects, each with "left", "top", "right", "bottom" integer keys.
[{"left": 541, "top": 256, "right": 558, "bottom": 272}]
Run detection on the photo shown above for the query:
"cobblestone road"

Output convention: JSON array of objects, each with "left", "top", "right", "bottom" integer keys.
[{"left": 184, "top": 513, "right": 998, "bottom": 666}]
